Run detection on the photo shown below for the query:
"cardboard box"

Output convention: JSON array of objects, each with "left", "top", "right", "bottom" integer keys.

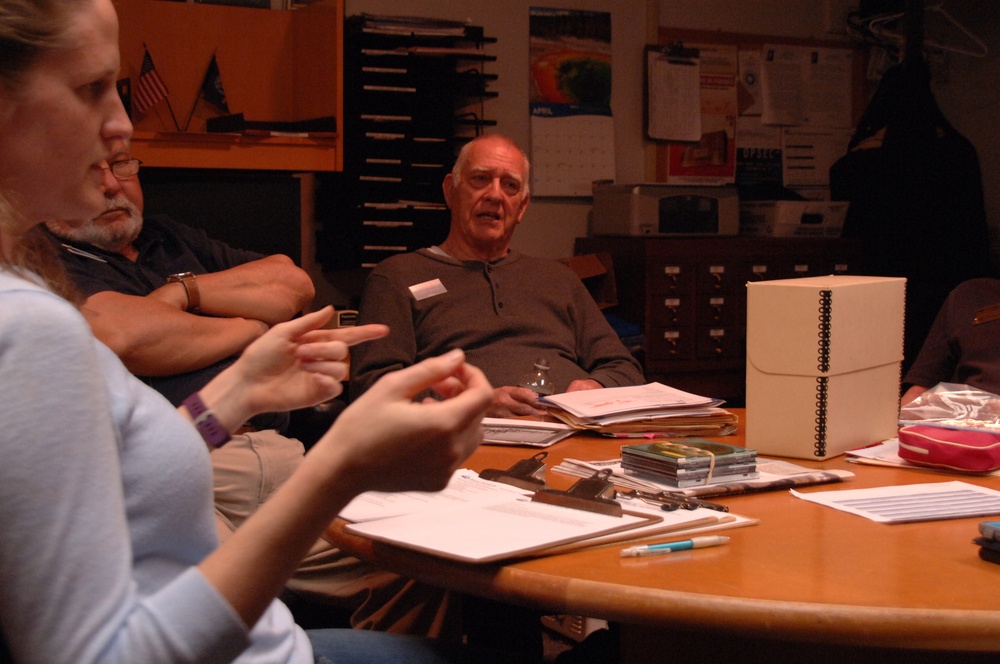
[
  {"left": 560, "top": 252, "right": 618, "bottom": 309},
  {"left": 745, "top": 275, "right": 906, "bottom": 460},
  {"left": 740, "top": 200, "right": 848, "bottom": 238}
]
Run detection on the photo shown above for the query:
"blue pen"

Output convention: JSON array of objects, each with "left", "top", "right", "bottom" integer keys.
[{"left": 620, "top": 535, "right": 730, "bottom": 558}]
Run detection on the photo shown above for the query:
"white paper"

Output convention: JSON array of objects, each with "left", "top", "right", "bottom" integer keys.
[
  {"left": 737, "top": 115, "right": 782, "bottom": 150},
  {"left": 845, "top": 438, "right": 915, "bottom": 467},
  {"left": 647, "top": 51, "right": 701, "bottom": 141},
  {"left": 846, "top": 439, "right": 1000, "bottom": 477},
  {"left": 802, "top": 47, "right": 854, "bottom": 128},
  {"left": 760, "top": 44, "right": 854, "bottom": 128},
  {"left": 791, "top": 480, "right": 1000, "bottom": 523},
  {"left": 482, "top": 417, "right": 576, "bottom": 447},
  {"left": 738, "top": 50, "right": 763, "bottom": 116},
  {"left": 540, "top": 382, "right": 720, "bottom": 419},
  {"left": 339, "top": 468, "right": 528, "bottom": 523},
  {"left": 345, "top": 493, "right": 652, "bottom": 563},
  {"left": 781, "top": 127, "right": 853, "bottom": 187},
  {"left": 483, "top": 417, "right": 571, "bottom": 430}
]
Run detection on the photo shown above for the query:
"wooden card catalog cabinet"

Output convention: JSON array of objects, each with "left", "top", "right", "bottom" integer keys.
[{"left": 574, "top": 236, "right": 863, "bottom": 406}]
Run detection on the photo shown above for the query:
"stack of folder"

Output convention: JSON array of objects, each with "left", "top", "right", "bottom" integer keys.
[
  {"left": 540, "top": 382, "right": 738, "bottom": 438},
  {"left": 621, "top": 439, "right": 758, "bottom": 488}
]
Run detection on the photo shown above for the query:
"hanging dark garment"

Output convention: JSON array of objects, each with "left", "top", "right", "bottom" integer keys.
[{"left": 829, "top": 59, "right": 994, "bottom": 376}]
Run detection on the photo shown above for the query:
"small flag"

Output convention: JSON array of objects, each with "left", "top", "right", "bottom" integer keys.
[
  {"left": 116, "top": 77, "right": 131, "bottom": 117},
  {"left": 199, "top": 53, "right": 229, "bottom": 113},
  {"left": 133, "top": 48, "right": 169, "bottom": 116}
]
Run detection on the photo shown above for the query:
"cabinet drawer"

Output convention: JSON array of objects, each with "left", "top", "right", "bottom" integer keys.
[
  {"left": 697, "top": 294, "right": 741, "bottom": 327},
  {"left": 695, "top": 262, "right": 742, "bottom": 294},
  {"left": 695, "top": 327, "right": 743, "bottom": 359},
  {"left": 649, "top": 295, "right": 694, "bottom": 327},
  {"left": 746, "top": 255, "right": 855, "bottom": 282},
  {"left": 647, "top": 328, "right": 695, "bottom": 360},
  {"left": 649, "top": 261, "right": 695, "bottom": 296},
  {"left": 746, "top": 262, "right": 774, "bottom": 283}
]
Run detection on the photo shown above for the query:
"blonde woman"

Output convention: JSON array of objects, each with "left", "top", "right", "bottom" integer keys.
[{"left": 0, "top": 1, "right": 493, "bottom": 662}]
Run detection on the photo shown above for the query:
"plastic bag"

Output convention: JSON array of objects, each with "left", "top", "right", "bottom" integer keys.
[{"left": 898, "top": 382, "right": 1000, "bottom": 432}]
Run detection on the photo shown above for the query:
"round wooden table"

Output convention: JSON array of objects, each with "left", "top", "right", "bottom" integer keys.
[{"left": 325, "top": 410, "right": 1000, "bottom": 662}]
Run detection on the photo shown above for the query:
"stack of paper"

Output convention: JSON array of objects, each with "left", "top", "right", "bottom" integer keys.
[
  {"left": 791, "top": 481, "right": 1000, "bottom": 524},
  {"left": 540, "top": 382, "right": 738, "bottom": 437},
  {"left": 482, "top": 418, "right": 577, "bottom": 448}
]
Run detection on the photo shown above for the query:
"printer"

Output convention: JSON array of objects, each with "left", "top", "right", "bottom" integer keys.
[{"left": 591, "top": 182, "right": 739, "bottom": 236}]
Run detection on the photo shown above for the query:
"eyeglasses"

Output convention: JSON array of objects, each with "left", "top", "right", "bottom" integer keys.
[{"left": 103, "top": 158, "right": 142, "bottom": 180}]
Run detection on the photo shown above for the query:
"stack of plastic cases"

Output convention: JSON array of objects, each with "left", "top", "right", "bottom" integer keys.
[{"left": 974, "top": 521, "right": 1000, "bottom": 564}]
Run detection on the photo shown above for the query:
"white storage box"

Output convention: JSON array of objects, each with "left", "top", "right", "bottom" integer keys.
[
  {"left": 740, "top": 200, "right": 848, "bottom": 238},
  {"left": 745, "top": 275, "right": 906, "bottom": 460}
]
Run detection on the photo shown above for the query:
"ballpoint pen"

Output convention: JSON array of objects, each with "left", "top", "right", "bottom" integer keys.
[{"left": 620, "top": 535, "right": 730, "bottom": 558}]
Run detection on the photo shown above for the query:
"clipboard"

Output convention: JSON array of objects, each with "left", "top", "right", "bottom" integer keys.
[
  {"left": 344, "top": 467, "right": 665, "bottom": 563},
  {"left": 343, "top": 495, "right": 663, "bottom": 563},
  {"left": 340, "top": 466, "right": 757, "bottom": 563},
  {"left": 478, "top": 452, "right": 548, "bottom": 491},
  {"left": 538, "top": 514, "right": 730, "bottom": 556},
  {"left": 645, "top": 42, "right": 702, "bottom": 142},
  {"left": 532, "top": 467, "right": 622, "bottom": 516}
]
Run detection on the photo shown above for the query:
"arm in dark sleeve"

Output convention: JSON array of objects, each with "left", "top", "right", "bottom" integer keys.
[
  {"left": 349, "top": 272, "right": 419, "bottom": 400},
  {"left": 570, "top": 277, "right": 645, "bottom": 387},
  {"left": 161, "top": 216, "right": 267, "bottom": 272},
  {"left": 903, "top": 293, "right": 958, "bottom": 391},
  {"left": 154, "top": 219, "right": 314, "bottom": 321}
]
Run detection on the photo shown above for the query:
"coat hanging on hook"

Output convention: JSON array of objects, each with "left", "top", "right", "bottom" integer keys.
[{"left": 830, "top": 36, "right": 993, "bottom": 375}]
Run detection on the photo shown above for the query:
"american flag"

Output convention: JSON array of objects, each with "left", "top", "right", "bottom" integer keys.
[{"left": 132, "top": 49, "right": 168, "bottom": 116}]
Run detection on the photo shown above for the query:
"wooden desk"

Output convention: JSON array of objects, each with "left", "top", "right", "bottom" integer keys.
[{"left": 325, "top": 410, "right": 1000, "bottom": 662}]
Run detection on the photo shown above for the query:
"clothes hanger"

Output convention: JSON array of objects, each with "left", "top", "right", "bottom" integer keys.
[
  {"left": 928, "top": 3, "right": 989, "bottom": 57},
  {"left": 848, "top": 1, "right": 988, "bottom": 59}
]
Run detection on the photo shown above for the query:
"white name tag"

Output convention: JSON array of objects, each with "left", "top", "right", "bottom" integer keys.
[{"left": 409, "top": 278, "right": 447, "bottom": 301}]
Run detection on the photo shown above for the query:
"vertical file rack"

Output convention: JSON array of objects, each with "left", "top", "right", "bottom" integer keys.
[{"left": 318, "top": 14, "right": 497, "bottom": 271}]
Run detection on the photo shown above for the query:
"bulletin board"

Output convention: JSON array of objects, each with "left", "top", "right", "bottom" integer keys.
[{"left": 649, "top": 27, "right": 868, "bottom": 187}]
